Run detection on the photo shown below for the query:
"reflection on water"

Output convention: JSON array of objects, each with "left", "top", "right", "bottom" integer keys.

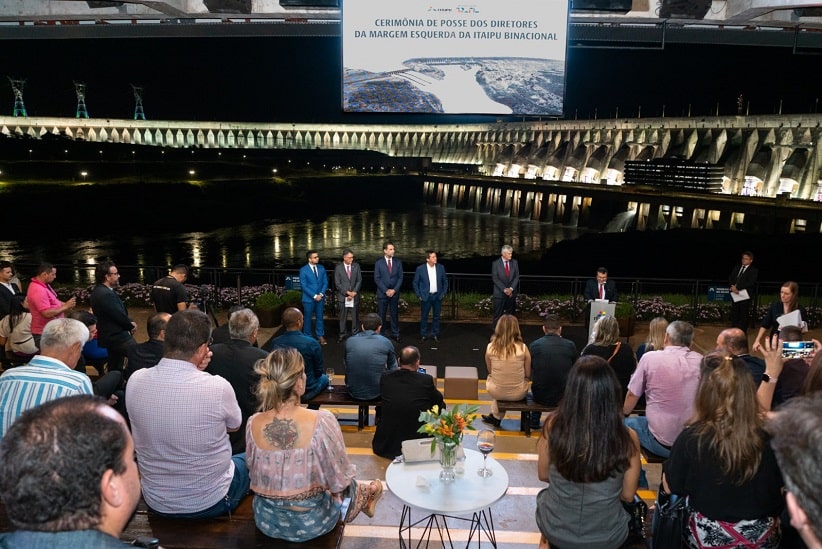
[{"left": 0, "top": 205, "right": 584, "bottom": 283}]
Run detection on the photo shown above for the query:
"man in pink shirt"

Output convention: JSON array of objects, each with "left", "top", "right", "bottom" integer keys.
[
  {"left": 26, "top": 262, "right": 76, "bottom": 350},
  {"left": 623, "top": 320, "right": 702, "bottom": 459}
]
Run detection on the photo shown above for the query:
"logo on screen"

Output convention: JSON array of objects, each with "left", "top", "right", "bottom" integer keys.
[
  {"left": 427, "top": 5, "right": 452, "bottom": 12},
  {"left": 456, "top": 5, "right": 480, "bottom": 13}
]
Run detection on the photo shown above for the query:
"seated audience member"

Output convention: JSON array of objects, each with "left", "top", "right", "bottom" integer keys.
[
  {"left": 482, "top": 314, "right": 531, "bottom": 428},
  {"left": 528, "top": 314, "right": 577, "bottom": 428},
  {"left": 0, "top": 318, "right": 92, "bottom": 438},
  {"left": 715, "top": 326, "right": 765, "bottom": 385},
  {"left": 124, "top": 312, "right": 170, "bottom": 381},
  {"left": 581, "top": 315, "right": 636, "bottom": 401},
  {"left": 635, "top": 317, "right": 668, "bottom": 362},
  {"left": 246, "top": 347, "right": 383, "bottom": 542},
  {"left": 663, "top": 352, "right": 784, "bottom": 548},
  {"left": 211, "top": 304, "right": 246, "bottom": 345},
  {"left": 757, "top": 333, "right": 822, "bottom": 413},
  {"left": 0, "top": 294, "right": 37, "bottom": 361},
  {"left": 767, "top": 393, "right": 822, "bottom": 549},
  {"left": 265, "top": 307, "right": 329, "bottom": 401},
  {"left": 206, "top": 307, "right": 267, "bottom": 454},
  {"left": 66, "top": 310, "right": 122, "bottom": 403},
  {"left": 535, "top": 356, "right": 641, "bottom": 549},
  {"left": 623, "top": 320, "right": 702, "bottom": 459},
  {"left": 0, "top": 394, "right": 140, "bottom": 548},
  {"left": 344, "top": 313, "right": 398, "bottom": 401},
  {"left": 371, "top": 346, "right": 445, "bottom": 459},
  {"left": 126, "top": 309, "right": 250, "bottom": 518}
]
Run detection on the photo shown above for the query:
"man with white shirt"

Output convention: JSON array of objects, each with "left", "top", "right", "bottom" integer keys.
[
  {"left": 413, "top": 250, "right": 448, "bottom": 342},
  {"left": 0, "top": 318, "right": 92, "bottom": 438},
  {"left": 334, "top": 248, "right": 362, "bottom": 343}
]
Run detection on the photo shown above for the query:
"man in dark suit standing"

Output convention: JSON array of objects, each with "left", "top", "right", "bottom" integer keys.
[
  {"left": 413, "top": 250, "right": 448, "bottom": 342},
  {"left": 374, "top": 241, "right": 403, "bottom": 342},
  {"left": 0, "top": 261, "right": 21, "bottom": 320},
  {"left": 583, "top": 267, "right": 619, "bottom": 302},
  {"left": 334, "top": 248, "right": 362, "bottom": 343},
  {"left": 729, "top": 250, "right": 758, "bottom": 332},
  {"left": 89, "top": 260, "right": 136, "bottom": 374},
  {"left": 491, "top": 245, "right": 519, "bottom": 330},
  {"left": 299, "top": 249, "right": 328, "bottom": 345},
  {"left": 371, "top": 346, "right": 445, "bottom": 459}
]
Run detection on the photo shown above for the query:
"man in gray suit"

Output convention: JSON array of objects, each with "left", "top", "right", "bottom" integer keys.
[
  {"left": 334, "top": 248, "right": 362, "bottom": 343},
  {"left": 491, "top": 244, "right": 519, "bottom": 330}
]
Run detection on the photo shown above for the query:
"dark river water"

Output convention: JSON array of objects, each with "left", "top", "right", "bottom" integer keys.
[{"left": 0, "top": 205, "right": 586, "bottom": 284}]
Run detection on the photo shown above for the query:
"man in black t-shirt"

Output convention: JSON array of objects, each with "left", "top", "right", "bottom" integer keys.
[{"left": 150, "top": 264, "right": 189, "bottom": 314}]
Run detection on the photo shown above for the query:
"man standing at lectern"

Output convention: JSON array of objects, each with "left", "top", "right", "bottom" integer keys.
[{"left": 584, "top": 267, "right": 619, "bottom": 332}]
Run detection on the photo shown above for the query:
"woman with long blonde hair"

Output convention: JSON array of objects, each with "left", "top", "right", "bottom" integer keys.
[
  {"left": 246, "top": 347, "right": 383, "bottom": 542},
  {"left": 581, "top": 315, "right": 636, "bottom": 400},
  {"left": 635, "top": 316, "right": 668, "bottom": 362},
  {"left": 481, "top": 314, "right": 531, "bottom": 427},
  {"left": 663, "top": 352, "right": 784, "bottom": 548}
]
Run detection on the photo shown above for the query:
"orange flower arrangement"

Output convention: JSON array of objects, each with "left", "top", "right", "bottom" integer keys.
[{"left": 417, "top": 403, "right": 480, "bottom": 450}]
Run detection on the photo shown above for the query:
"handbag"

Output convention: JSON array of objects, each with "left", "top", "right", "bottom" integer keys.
[
  {"left": 400, "top": 438, "right": 465, "bottom": 462},
  {"left": 651, "top": 486, "right": 689, "bottom": 549},
  {"left": 622, "top": 494, "right": 649, "bottom": 544}
]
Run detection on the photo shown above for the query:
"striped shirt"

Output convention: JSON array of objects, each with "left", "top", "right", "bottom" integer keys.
[{"left": 0, "top": 355, "right": 93, "bottom": 438}]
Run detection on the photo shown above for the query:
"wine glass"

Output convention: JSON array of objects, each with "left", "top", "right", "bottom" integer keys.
[
  {"left": 477, "top": 429, "right": 495, "bottom": 477},
  {"left": 326, "top": 367, "right": 335, "bottom": 391}
]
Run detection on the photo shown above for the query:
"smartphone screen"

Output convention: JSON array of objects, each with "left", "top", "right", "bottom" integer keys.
[{"left": 782, "top": 341, "right": 814, "bottom": 359}]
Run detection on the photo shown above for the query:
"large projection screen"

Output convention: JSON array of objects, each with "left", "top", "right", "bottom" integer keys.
[{"left": 342, "top": 0, "right": 568, "bottom": 116}]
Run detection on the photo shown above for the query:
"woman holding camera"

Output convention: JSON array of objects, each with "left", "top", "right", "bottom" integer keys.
[
  {"left": 752, "top": 281, "right": 807, "bottom": 353},
  {"left": 663, "top": 352, "right": 784, "bottom": 548},
  {"left": 535, "top": 355, "right": 641, "bottom": 549},
  {"left": 245, "top": 347, "right": 383, "bottom": 543}
]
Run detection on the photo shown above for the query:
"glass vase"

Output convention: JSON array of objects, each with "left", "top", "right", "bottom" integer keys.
[{"left": 438, "top": 440, "right": 458, "bottom": 483}]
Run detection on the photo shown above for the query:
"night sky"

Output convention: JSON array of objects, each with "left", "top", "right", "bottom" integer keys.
[{"left": 0, "top": 35, "right": 818, "bottom": 123}]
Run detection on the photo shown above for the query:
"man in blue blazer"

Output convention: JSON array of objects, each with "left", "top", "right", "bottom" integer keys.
[
  {"left": 491, "top": 245, "right": 519, "bottom": 330},
  {"left": 299, "top": 250, "right": 328, "bottom": 345},
  {"left": 374, "top": 241, "right": 403, "bottom": 341},
  {"left": 412, "top": 250, "right": 448, "bottom": 342}
]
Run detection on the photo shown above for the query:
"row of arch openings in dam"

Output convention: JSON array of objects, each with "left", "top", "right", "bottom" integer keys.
[{"left": 423, "top": 179, "right": 822, "bottom": 234}]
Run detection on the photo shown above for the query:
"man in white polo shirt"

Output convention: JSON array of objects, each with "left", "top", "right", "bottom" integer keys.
[{"left": 126, "top": 309, "right": 249, "bottom": 518}]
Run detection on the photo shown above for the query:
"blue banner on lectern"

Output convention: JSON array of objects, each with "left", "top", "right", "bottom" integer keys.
[{"left": 285, "top": 275, "right": 301, "bottom": 291}]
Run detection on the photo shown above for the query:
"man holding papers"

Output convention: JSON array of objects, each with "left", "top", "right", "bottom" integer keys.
[{"left": 728, "top": 251, "right": 758, "bottom": 332}]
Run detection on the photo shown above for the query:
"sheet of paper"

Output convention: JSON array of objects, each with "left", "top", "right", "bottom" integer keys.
[
  {"left": 731, "top": 289, "right": 750, "bottom": 302},
  {"left": 777, "top": 309, "right": 802, "bottom": 329},
  {"left": 345, "top": 297, "right": 354, "bottom": 308}
]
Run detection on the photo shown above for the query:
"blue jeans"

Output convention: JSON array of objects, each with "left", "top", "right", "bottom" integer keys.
[
  {"left": 419, "top": 294, "right": 442, "bottom": 337},
  {"left": 302, "top": 298, "right": 325, "bottom": 338},
  {"left": 624, "top": 416, "right": 671, "bottom": 458},
  {"left": 151, "top": 454, "right": 250, "bottom": 519}
]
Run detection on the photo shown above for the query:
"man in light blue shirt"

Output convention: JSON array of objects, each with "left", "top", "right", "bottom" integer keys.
[
  {"left": 0, "top": 317, "right": 92, "bottom": 438},
  {"left": 344, "top": 313, "right": 398, "bottom": 400}
]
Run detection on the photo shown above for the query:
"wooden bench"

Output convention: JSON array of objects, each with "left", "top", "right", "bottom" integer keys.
[
  {"left": 305, "top": 384, "right": 382, "bottom": 429},
  {"left": 496, "top": 397, "right": 557, "bottom": 437},
  {"left": 3, "top": 497, "right": 347, "bottom": 549}
]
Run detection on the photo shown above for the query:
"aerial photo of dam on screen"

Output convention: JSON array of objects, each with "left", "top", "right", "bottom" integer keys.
[{"left": 343, "top": 57, "right": 565, "bottom": 115}]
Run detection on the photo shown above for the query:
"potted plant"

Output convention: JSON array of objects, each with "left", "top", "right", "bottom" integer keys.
[
  {"left": 615, "top": 301, "right": 637, "bottom": 337},
  {"left": 280, "top": 289, "right": 303, "bottom": 311},
  {"left": 255, "top": 292, "right": 283, "bottom": 328}
]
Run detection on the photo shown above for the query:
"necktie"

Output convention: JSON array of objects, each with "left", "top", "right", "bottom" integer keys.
[
  {"left": 504, "top": 261, "right": 510, "bottom": 277},
  {"left": 599, "top": 284, "right": 604, "bottom": 300},
  {"left": 312, "top": 265, "right": 318, "bottom": 278},
  {"left": 388, "top": 258, "right": 392, "bottom": 274},
  {"left": 346, "top": 265, "right": 351, "bottom": 279}
]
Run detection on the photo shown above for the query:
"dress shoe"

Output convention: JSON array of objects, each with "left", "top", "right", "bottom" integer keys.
[
  {"left": 336, "top": 335, "right": 344, "bottom": 344},
  {"left": 318, "top": 336, "right": 328, "bottom": 345},
  {"left": 420, "top": 335, "right": 428, "bottom": 342},
  {"left": 432, "top": 335, "right": 439, "bottom": 343},
  {"left": 481, "top": 414, "right": 501, "bottom": 427},
  {"left": 392, "top": 335, "right": 401, "bottom": 343}
]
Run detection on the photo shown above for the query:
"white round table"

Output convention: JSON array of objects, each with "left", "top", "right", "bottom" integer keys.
[{"left": 385, "top": 448, "right": 509, "bottom": 548}]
